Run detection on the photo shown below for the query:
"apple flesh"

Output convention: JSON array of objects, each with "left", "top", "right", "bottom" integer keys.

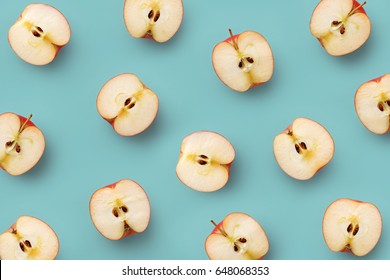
[
  {"left": 0, "top": 113, "right": 45, "bottom": 176},
  {"left": 355, "top": 73, "right": 390, "bottom": 134},
  {"left": 176, "top": 131, "right": 235, "bottom": 192},
  {"left": 323, "top": 198, "right": 382, "bottom": 256},
  {"left": 0, "top": 216, "right": 59, "bottom": 260},
  {"left": 8, "top": 3, "right": 71, "bottom": 65},
  {"left": 212, "top": 29, "right": 274, "bottom": 92},
  {"left": 89, "top": 179, "right": 151, "bottom": 240},
  {"left": 273, "top": 118, "right": 334, "bottom": 180},
  {"left": 310, "top": 0, "right": 371, "bottom": 56},
  {"left": 205, "top": 212, "right": 269, "bottom": 260},
  {"left": 124, "top": 0, "right": 184, "bottom": 43},
  {"left": 96, "top": 73, "right": 159, "bottom": 136}
]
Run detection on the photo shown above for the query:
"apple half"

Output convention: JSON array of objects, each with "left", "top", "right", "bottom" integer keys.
[
  {"left": 212, "top": 29, "right": 273, "bottom": 92},
  {"left": 96, "top": 73, "right": 159, "bottom": 136},
  {"left": 0, "top": 216, "right": 59, "bottom": 260},
  {"left": 8, "top": 3, "right": 71, "bottom": 65},
  {"left": 273, "top": 118, "right": 334, "bottom": 180},
  {"left": 124, "top": 0, "right": 184, "bottom": 43},
  {"left": 355, "top": 73, "right": 390, "bottom": 134},
  {"left": 205, "top": 212, "right": 269, "bottom": 260},
  {"left": 89, "top": 179, "right": 151, "bottom": 240},
  {"left": 310, "top": 0, "right": 371, "bottom": 56},
  {"left": 323, "top": 198, "right": 382, "bottom": 256},
  {"left": 176, "top": 131, "right": 235, "bottom": 192},
  {"left": 0, "top": 113, "right": 45, "bottom": 176}
]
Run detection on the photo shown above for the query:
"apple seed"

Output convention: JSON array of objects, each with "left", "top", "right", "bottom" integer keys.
[
  {"left": 299, "top": 142, "right": 307, "bottom": 150},
  {"left": 32, "top": 30, "right": 40, "bottom": 37},
  {"left": 353, "top": 224, "right": 359, "bottom": 236},
  {"left": 246, "top": 57, "right": 254, "bottom": 63},
  {"left": 148, "top": 10, "right": 154, "bottom": 19},
  {"left": 37, "top": 26, "right": 43, "bottom": 32},
  {"left": 295, "top": 144, "right": 301, "bottom": 154},
  {"left": 238, "top": 238, "right": 247, "bottom": 243},
  {"left": 386, "top": 100, "right": 390, "bottom": 106},
  {"left": 112, "top": 209, "right": 119, "bottom": 218},
  {"left": 24, "top": 240, "right": 32, "bottom": 248},
  {"left": 233, "top": 244, "right": 239, "bottom": 252},
  {"left": 154, "top": 11, "right": 160, "bottom": 22},
  {"left": 19, "top": 242, "right": 25, "bottom": 252},
  {"left": 347, "top": 223, "right": 353, "bottom": 233},
  {"left": 15, "top": 143, "right": 21, "bottom": 153},
  {"left": 198, "top": 160, "right": 207, "bottom": 165},
  {"left": 332, "top": 21, "right": 340, "bottom": 26},
  {"left": 5, "top": 141, "right": 14, "bottom": 147},
  {"left": 121, "top": 206, "right": 128, "bottom": 213},
  {"left": 340, "top": 26, "right": 346, "bottom": 35},
  {"left": 378, "top": 103, "right": 384, "bottom": 112},
  {"left": 238, "top": 60, "right": 243, "bottom": 68}
]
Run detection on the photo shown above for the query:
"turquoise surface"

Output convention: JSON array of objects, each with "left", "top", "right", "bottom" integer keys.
[{"left": 1, "top": 0, "right": 389, "bottom": 260}]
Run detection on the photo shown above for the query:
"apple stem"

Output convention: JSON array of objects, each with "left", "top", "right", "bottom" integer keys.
[
  {"left": 18, "top": 114, "right": 33, "bottom": 134},
  {"left": 228, "top": 29, "right": 238, "bottom": 51},
  {"left": 211, "top": 220, "right": 228, "bottom": 237},
  {"left": 348, "top": 1, "right": 366, "bottom": 16}
]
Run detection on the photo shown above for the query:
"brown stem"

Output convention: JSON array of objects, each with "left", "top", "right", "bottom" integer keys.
[
  {"left": 228, "top": 29, "right": 238, "bottom": 51},
  {"left": 211, "top": 220, "right": 227, "bottom": 237},
  {"left": 19, "top": 114, "right": 32, "bottom": 134},
  {"left": 348, "top": 1, "right": 366, "bottom": 16}
]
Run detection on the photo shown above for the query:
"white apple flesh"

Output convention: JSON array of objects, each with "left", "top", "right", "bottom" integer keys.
[
  {"left": 124, "top": 0, "right": 184, "bottom": 43},
  {"left": 8, "top": 3, "right": 71, "bottom": 65},
  {"left": 323, "top": 198, "right": 382, "bottom": 256},
  {"left": 0, "top": 216, "right": 59, "bottom": 260},
  {"left": 0, "top": 113, "right": 45, "bottom": 176},
  {"left": 310, "top": 0, "right": 371, "bottom": 56},
  {"left": 89, "top": 179, "right": 151, "bottom": 240},
  {"left": 273, "top": 118, "right": 334, "bottom": 180},
  {"left": 96, "top": 73, "right": 159, "bottom": 136},
  {"left": 212, "top": 29, "right": 274, "bottom": 92},
  {"left": 355, "top": 74, "right": 390, "bottom": 134},
  {"left": 205, "top": 212, "right": 269, "bottom": 260},
  {"left": 176, "top": 131, "right": 235, "bottom": 192}
]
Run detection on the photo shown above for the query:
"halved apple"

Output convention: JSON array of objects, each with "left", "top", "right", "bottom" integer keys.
[
  {"left": 0, "top": 216, "right": 59, "bottom": 260},
  {"left": 89, "top": 179, "right": 151, "bottom": 240},
  {"left": 310, "top": 0, "right": 371, "bottom": 56},
  {"left": 96, "top": 73, "right": 159, "bottom": 136},
  {"left": 205, "top": 212, "right": 269, "bottom": 260},
  {"left": 0, "top": 113, "right": 45, "bottom": 176},
  {"left": 212, "top": 29, "right": 274, "bottom": 92},
  {"left": 323, "top": 198, "right": 382, "bottom": 256},
  {"left": 8, "top": 3, "right": 71, "bottom": 65},
  {"left": 176, "top": 131, "right": 235, "bottom": 192},
  {"left": 355, "top": 74, "right": 390, "bottom": 134},
  {"left": 273, "top": 118, "right": 334, "bottom": 180},
  {"left": 124, "top": 0, "right": 184, "bottom": 43}
]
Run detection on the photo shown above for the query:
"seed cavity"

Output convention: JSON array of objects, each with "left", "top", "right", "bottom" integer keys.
[
  {"left": 24, "top": 240, "right": 32, "bottom": 248},
  {"left": 112, "top": 209, "right": 119, "bottom": 218},
  {"left": 238, "top": 238, "right": 247, "bottom": 243},
  {"left": 378, "top": 103, "right": 384, "bottom": 112},
  {"left": 295, "top": 144, "right": 300, "bottom": 154},
  {"left": 148, "top": 10, "right": 154, "bottom": 19},
  {"left": 154, "top": 10, "right": 160, "bottom": 22},
  {"left": 340, "top": 26, "right": 346, "bottom": 35},
  {"left": 299, "top": 142, "right": 307, "bottom": 150},
  {"left": 19, "top": 242, "right": 25, "bottom": 252},
  {"left": 246, "top": 57, "right": 254, "bottom": 63},
  {"left": 121, "top": 206, "right": 128, "bottom": 213},
  {"left": 352, "top": 224, "right": 359, "bottom": 236},
  {"left": 32, "top": 30, "right": 40, "bottom": 37}
]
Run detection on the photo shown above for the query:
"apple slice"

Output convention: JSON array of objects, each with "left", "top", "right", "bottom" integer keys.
[
  {"left": 124, "top": 0, "right": 184, "bottom": 43},
  {"left": 176, "top": 131, "right": 235, "bottom": 192},
  {"left": 8, "top": 3, "right": 71, "bottom": 65},
  {"left": 205, "top": 212, "right": 269, "bottom": 260},
  {"left": 96, "top": 73, "right": 159, "bottom": 136},
  {"left": 0, "top": 113, "right": 45, "bottom": 176},
  {"left": 0, "top": 216, "right": 59, "bottom": 260},
  {"left": 212, "top": 29, "right": 274, "bottom": 92},
  {"left": 310, "top": 0, "right": 371, "bottom": 56},
  {"left": 355, "top": 74, "right": 390, "bottom": 134},
  {"left": 273, "top": 118, "right": 334, "bottom": 180},
  {"left": 89, "top": 179, "right": 151, "bottom": 240},
  {"left": 323, "top": 198, "right": 382, "bottom": 256}
]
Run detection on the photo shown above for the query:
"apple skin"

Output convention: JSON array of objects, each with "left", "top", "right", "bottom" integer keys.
[
  {"left": 322, "top": 198, "right": 382, "bottom": 256},
  {"left": 312, "top": 0, "right": 370, "bottom": 55},
  {"left": 273, "top": 118, "right": 335, "bottom": 179},
  {"left": 212, "top": 31, "right": 273, "bottom": 91},
  {"left": 354, "top": 74, "right": 390, "bottom": 134},
  {"left": 0, "top": 112, "right": 45, "bottom": 176},
  {"left": 8, "top": 4, "right": 71, "bottom": 66},
  {"left": 89, "top": 179, "right": 150, "bottom": 240}
]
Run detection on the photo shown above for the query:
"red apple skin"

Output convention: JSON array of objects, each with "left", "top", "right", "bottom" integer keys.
[
  {"left": 206, "top": 212, "right": 265, "bottom": 260},
  {"left": 8, "top": 5, "right": 71, "bottom": 66},
  {"left": 314, "top": 0, "right": 369, "bottom": 50},
  {"left": 0, "top": 113, "right": 45, "bottom": 175},
  {"left": 212, "top": 31, "right": 273, "bottom": 91},
  {"left": 354, "top": 74, "right": 390, "bottom": 134},
  {"left": 89, "top": 179, "right": 150, "bottom": 240},
  {"left": 322, "top": 198, "right": 382, "bottom": 256},
  {"left": 273, "top": 118, "right": 335, "bottom": 178}
]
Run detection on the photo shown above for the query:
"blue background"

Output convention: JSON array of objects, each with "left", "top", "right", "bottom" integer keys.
[{"left": 1, "top": 0, "right": 389, "bottom": 260}]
